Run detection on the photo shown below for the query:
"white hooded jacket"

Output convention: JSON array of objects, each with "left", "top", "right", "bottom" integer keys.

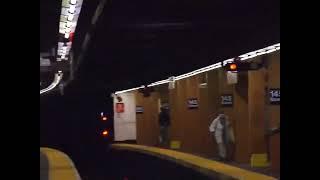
[
  {"left": 209, "top": 114, "right": 234, "bottom": 144},
  {"left": 209, "top": 115, "right": 224, "bottom": 143}
]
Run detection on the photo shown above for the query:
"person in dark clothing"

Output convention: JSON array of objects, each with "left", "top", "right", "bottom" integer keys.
[{"left": 159, "top": 107, "right": 170, "bottom": 146}]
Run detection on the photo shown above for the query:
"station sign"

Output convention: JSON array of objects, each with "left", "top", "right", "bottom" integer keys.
[
  {"left": 221, "top": 94, "right": 233, "bottom": 107},
  {"left": 187, "top": 98, "right": 199, "bottom": 109},
  {"left": 136, "top": 106, "right": 144, "bottom": 114},
  {"left": 269, "top": 88, "right": 280, "bottom": 105}
]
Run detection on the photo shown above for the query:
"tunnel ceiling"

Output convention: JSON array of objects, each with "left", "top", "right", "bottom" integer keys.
[{"left": 41, "top": 0, "right": 280, "bottom": 93}]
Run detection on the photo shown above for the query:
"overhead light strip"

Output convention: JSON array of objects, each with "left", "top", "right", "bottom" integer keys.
[
  {"left": 114, "top": 86, "right": 145, "bottom": 95},
  {"left": 114, "top": 43, "right": 280, "bottom": 94},
  {"left": 57, "top": 0, "right": 83, "bottom": 62}
]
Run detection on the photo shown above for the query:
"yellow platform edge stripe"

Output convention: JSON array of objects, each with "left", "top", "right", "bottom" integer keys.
[
  {"left": 40, "top": 147, "right": 81, "bottom": 180},
  {"left": 112, "top": 144, "right": 277, "bottom": 180}
]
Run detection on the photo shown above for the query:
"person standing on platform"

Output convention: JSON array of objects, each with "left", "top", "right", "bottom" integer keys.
[
  {"left": 159, "top": 107, "right": 170, "bottom": 147},
  {"left": 209, "top": 112, "right": 235, "bottom": 161}
]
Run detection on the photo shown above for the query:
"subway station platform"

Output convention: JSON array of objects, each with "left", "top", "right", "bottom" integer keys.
[
  {"left": 40, "top": 147, "right": 81, "bottom": 180},
  {"left": 112, "top": 144, "right": 277, "bottom": 180}
]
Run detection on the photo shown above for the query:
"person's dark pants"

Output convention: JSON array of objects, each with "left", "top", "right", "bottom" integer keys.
[
  {"left": 160, "top": 126, "right": 169, "bottom": 146},
  {"left": 226, "top": 142, "right": 235, "bottom": 161}
]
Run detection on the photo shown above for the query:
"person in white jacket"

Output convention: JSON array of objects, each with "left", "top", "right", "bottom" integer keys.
[{"left": 209, "top": 113, "right": 234, "bottom": 161}]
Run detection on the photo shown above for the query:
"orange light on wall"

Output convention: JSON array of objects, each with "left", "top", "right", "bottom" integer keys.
[
  {"left": 230, "top": 63, "right": 237, "bottom": 71},
  {"left": 102, "top": 116, "right": 107, "bottom": 121},
  {"left": 102, "top": 130, "right": 109, "bottom": 136},
  {"left": 224, "top": 63, "right": 239, "bottom": 72}
]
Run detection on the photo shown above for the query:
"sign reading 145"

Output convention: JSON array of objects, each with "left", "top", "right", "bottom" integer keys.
[
  {"left": 270, "top": 90, "right": 280, "bottom": 97},
  {"left": 269, "top": 88, "right": 280, "bottom": 105}
]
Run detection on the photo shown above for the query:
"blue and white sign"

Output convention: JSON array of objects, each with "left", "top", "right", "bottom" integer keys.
[
  {"left": 269, "top": 88, "right": 280, "bottom": 105},
  {"left": 221, "top": 94, "right": 233, "bottom": 107},
  {"left": 136, "top": 106, "right": 144, "bottom": 114},
  {"left": 187, "top": 98, "right": 199, "bottom": 109}
]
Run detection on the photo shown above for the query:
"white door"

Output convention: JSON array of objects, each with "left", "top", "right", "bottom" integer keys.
[{"left": 113, "top": 92, "right": 137, "bottom": 141}]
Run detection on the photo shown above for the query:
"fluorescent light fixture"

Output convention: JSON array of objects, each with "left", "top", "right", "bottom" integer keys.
[
  {"left": 114, "top": 86, "right": 145, "bottom": 95},
  {"left": 114, "top": 43, "right": 280, "bottom": 95},
  {"left": 68, "top": 5, "right": 76, "bottom": 14},
  {"left": 40, "top": 73, "right": 64, "bottom": 94},
  {"left": 223, "top": 58, "right": 234, "bottom": 66},
  {"left": 55, "top": 0, "right": 83, "bottom": 63},
  {"left": 58, "top": 50, "right": 66, "bottom": 54},
  {"left": 66, "top": 21, "right": 73, "bottom": 28},
  {"left": 65, "top": 27, "right": 71, "bottom": 33},
  {"left": 67, "top": 14, "right": 74, "bottom": 21},
  {"left": 55, "top": 0, "right": 84, "bottom": 63},
  {"left": 147, "top": 79, "right": 170, "bottom": 87},
  {"left": 70, "top": 0, "right": 77, "bottom": 5},
  {"left": 174, "top": 62, "right": 221, "bottom": 81}
]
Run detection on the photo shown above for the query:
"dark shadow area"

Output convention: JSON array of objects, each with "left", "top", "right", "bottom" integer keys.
[
  {"left": 71, "top": 147, "right": 236, "bottom": 180},
  {"left": 40, "top": 85, "right": 235, "bottom": 180}
]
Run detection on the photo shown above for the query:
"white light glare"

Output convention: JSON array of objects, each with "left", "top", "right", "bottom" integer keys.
[
  {"left": 67, "top": 14, "right": 74, "bottom": 21},
  {"left": 70, "top": 0, "right": 77, "bottom": 5},
  {"left": 65, "top": 27, "right": 71, "bottom": 33},
  {"left": 69, "top": 5, "right": 76, "bottom": 14},
  {"left": 66, "top": 21, "right": 73, "bottom": 28}
]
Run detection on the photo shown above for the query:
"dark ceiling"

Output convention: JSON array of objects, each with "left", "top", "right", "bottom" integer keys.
[
  {"left": 40, "top": 0, "right": 280, "bottom": 94},
  {"left": 40, "top": 0, "right": 60, "bottom": 52}
]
